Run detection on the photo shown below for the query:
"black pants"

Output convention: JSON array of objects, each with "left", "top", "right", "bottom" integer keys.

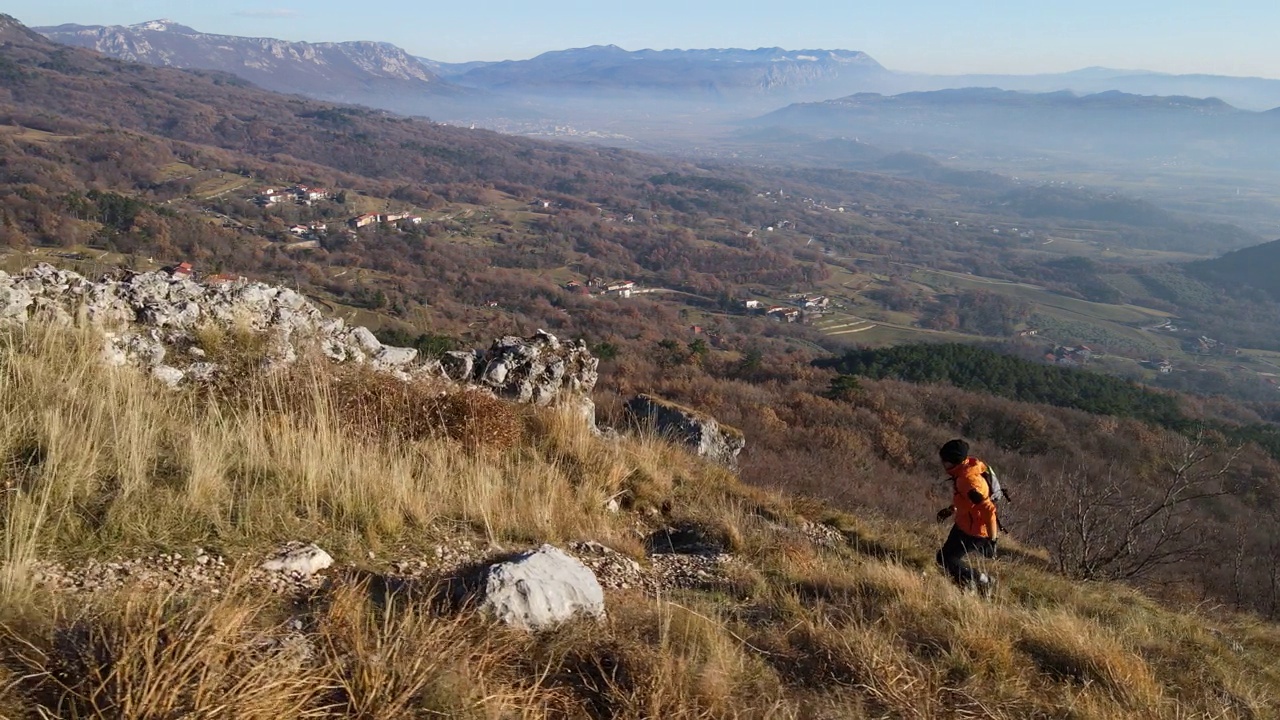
[{"left": 936, "top": 526, "right": 995, "bottom": 586}]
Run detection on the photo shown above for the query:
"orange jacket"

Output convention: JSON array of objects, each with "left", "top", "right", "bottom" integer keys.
[{"left": 948, "top": 458, "right": 997, "bottom": 538}]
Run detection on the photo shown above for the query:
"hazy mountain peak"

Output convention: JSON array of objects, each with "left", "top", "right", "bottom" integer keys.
[
  {"left": 0, "top": 13, "right": 48, "bottom": 41},
  {"left": 128, "top": 19, "right": 197, "bottom": 34}
]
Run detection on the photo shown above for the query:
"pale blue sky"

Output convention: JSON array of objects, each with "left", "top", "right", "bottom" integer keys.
[{"left": 11, "top": 1, "right": 1279, "bottom": 77}]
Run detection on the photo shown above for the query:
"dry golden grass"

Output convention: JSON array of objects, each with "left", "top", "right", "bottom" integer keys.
[
  {"left": 0, "top": 325, "right": 640, "bottom": 564},
  {"left": 0, "top": 322, "right": 1279, "bottom": 718}
]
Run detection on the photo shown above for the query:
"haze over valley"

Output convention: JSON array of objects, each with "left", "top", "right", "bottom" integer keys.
[{"left": 37, "top": 18, "right": 1280, "bottom": 235}]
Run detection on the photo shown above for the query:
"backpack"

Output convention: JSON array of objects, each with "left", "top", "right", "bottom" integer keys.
[
  {"left": 982, "top": 465, "right": 1011, "bottom": 531},
  {"left": 981, "top": 465, "right": 1010, "bottom": 505}
]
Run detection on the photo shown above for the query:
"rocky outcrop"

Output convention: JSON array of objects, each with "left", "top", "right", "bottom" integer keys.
[
  {"left": 625, "top": 394, "right": 745, "bottom": 466},
  {"left": 1, "top": 264, "right": 398, "bottom": 378},
  {"left": 0, "top": 264, "right": 597, "bottom": 415},
  {"left": 473, "top": 545, "right": 605, "bottom": 631},
  {"left": 476, "top": 331, "right": 599, "bottom": 405}
]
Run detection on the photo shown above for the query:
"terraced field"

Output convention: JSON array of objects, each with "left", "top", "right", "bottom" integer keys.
[{"left": 814, "top": 314, "right": 876, "bottom": 336}]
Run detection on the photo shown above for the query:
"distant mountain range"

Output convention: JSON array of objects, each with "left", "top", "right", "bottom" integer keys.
[
  {"left": 35, "top": 22, "right": 891, "bottom": 106},
  {"left": 750, "top": 87, "right": 1280, "bottom": 176},
  {"left": 32, "top": 19, "right": 1280, "bottom": 120},
  {"left": 34, "top": 19, "right": 472, "bottom": 116},
  {"left": 426, "top": 45, "right": 887, "bottom": 98},
  {"left": 886, "top": 68, "right": 1280, "bottom": 112}
]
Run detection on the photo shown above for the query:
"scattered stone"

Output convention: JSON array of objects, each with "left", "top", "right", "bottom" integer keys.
[
  {"left": 650, "top": 552, "right": 740, "bottom": 591},
  {"left": 24, "top": 531, "right": 755, "bottom": 602},
  {"left": 800, "top": 521, "right": 845, "bottom": 548},
  {"left": 254, "top": 627, "right": 316, "bottom": 669},
  {"left": 441, "top": 350, "right": 479, "bottom": 382},
  {"left": 374, "top": 345, "right": 418, "bottom": 369},
  {"left": 349, "top": 326, "right": 382, "bottom": 355},
  {"left": 30, "top": 550, "right": 229, "bottom": 594},
  {"left": 569, "top": 541, "right": 648, "bottom": 592},
  {"left": 645, "top": 524, "right": 729, "bottom": 555},
  {"left": 151, "top": 364, "right": 185, "bottom": 388}
]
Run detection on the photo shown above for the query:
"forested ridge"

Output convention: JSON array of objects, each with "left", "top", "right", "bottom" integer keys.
[
  {"left": 818, "top": 343, "right": 1280, "bottom": 461},
  {"left": 818, "top": 343, "right": 1185, "bottom": 426}
]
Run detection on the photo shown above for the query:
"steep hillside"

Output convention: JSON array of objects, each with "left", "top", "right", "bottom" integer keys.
[
  {"left": 30, "top": 22, "right": 897, "bottom": 119},
  {"left": 1, "top": 306, "right": 1278, "bottom": 718},
  {"left": 33, "top": 25, "right": 890, "bottom": 103},
  {"left": 1188, "top": 238, "right": 1280, "bottom": 300}
]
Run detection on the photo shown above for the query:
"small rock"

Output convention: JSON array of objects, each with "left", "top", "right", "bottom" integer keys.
[
  {"left": 261, "top": 543, "right": 333, "bottom": 576},
  {"left": 151, "top": 365, "right": 185, "bottom": 388}
]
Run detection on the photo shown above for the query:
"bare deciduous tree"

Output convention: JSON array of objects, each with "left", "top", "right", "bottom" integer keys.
[{"left": 1034, "top": 431, "right": 1240, "bottom": 581}]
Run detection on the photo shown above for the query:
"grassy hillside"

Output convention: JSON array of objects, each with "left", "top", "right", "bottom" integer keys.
[{"left": 1, "top": 322, "right": 1278, "bottom": 717}]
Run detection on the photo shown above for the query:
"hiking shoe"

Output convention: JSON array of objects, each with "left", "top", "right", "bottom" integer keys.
[{"left": 976, "top": 573, "right": 997, "bottom": 600}]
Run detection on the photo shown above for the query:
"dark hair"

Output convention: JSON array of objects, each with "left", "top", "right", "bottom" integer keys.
[{"left": 939, "top": 439, "right": 970, "bottom": 465}]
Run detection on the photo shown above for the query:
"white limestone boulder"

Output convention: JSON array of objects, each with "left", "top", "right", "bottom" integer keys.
[{"left": 476, "top": 544, "right": 605, "bottom": 631}]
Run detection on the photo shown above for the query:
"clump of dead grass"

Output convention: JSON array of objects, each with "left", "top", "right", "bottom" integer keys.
[
  {"left": 1017, "top": 609, "right": 1164, "bottom": 709},
  {"left": 0, "top": 582, "right": 326, "bottom": 718}
]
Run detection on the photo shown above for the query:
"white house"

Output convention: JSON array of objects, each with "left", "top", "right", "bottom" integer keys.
[{"left": 606, "top": 281, "right": 636, "bottom": 298}]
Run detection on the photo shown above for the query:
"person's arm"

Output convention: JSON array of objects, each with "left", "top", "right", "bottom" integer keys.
[{"left": 985, "top": 511, "right": 998, "bottom": 541}]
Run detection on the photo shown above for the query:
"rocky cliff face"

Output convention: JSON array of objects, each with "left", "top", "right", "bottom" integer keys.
[
  {"left": 0, "top": 264, "right": 597, "bottom": 414},
  {"left": 449, "top": 46, "right": 886, "bottom": 97},
  {"left": 35, "top": 20, "right": 459, "bottom": 100}
]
